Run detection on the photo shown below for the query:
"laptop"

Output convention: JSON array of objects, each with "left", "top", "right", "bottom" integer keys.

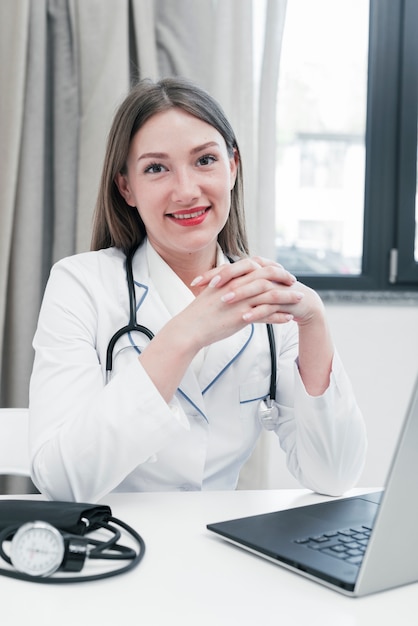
[{"left": 207, "top": 374, "right": 418, "bottom": 596}]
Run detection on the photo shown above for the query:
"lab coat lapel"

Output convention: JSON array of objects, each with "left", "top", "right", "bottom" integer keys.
[
  {"left": 174, "top": 326, "right": 253, "bottom": 419},
  {"left": 197, "top": 325, "right": 253, "bottom": 394},
  {"left": 129, "top": 244, "right": 253, "bottom": 415},
  {"left": 135, "top": 289, "right": 207, "bottom": 414},
  {"left": 130, "top": 244, "right": 171, "bottom": 336},
  {"left": 130, "top": 245, "right": 206, "bottom": 414}
]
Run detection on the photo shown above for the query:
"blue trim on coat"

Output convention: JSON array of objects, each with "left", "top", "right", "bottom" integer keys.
[
  {"left": 202, "top": 324, "right": 254, "bottom": 394},
  {"left": 177, "top": 389, "right": 209, "bottom": 422},
  {"left": 135, "top": 281, "right": 149, "bottom": 310},
  {"left": 240, "top": 394, "right": 266, "bottom": 405},
  {"left": 128, "top": 333, "right": 142, "bottom": 355}
]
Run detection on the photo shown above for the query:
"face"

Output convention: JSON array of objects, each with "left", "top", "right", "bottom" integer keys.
[{"left": 115, "top": 108, "right": 238, "bottom": 266}]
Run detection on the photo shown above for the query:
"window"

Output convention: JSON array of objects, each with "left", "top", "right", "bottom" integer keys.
[
  {"left": 275, "top": 0, "right": 418, "bottom": 290},
  {"left": 396, "top": 0, "right": 418, "bottom": 283}
]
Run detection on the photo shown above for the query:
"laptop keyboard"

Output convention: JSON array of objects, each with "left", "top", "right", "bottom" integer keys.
[{"left": 293, "top": 525, "right": 372, "bottom": 565}]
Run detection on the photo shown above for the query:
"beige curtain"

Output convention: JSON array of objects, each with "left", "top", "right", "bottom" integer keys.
[{"left": 0, "top": 0, "right": 287, "bottom": 491}]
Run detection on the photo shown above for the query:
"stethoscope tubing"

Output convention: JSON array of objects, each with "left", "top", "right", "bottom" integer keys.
[{"left": 106, "top": 246, "right": 154, "bottom": 372}]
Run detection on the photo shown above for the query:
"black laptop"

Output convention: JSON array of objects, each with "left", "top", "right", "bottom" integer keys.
[{"left": 207, "top": 375, "right": 418, "bottom": 596}]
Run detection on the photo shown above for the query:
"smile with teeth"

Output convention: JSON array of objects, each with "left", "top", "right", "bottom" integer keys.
[{"left": 170, "top": 208, "right": 208, "bottom": 220}]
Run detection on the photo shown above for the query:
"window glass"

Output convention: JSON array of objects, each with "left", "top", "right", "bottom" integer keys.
[{"left": 276, "top": 0, "right": 369, "bottom": 275}]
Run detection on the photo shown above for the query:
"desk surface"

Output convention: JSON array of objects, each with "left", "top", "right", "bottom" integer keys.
[{"left": 1, "top": 489, "right": 416, "bottom": 626}]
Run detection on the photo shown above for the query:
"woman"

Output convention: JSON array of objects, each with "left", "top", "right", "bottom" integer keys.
[{"left": 29, "top": 77, "right": 367, "bottom": 502}]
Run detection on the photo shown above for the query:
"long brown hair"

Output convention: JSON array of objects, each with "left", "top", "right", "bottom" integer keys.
[{"left": 91, "top": 77, "right": 249, "bottom": 256}]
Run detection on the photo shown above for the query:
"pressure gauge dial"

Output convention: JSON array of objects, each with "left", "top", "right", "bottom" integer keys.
[{"left": 10, "top": 521, "right": 65, "bottom": 577}]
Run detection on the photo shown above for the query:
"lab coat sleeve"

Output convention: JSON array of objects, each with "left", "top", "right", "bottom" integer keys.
[
  {"left": 276, "top": 349, "right": 367, "bottom": 496},
  {"left": 29, "top": 256, "right": 190, "bottom": 503}
]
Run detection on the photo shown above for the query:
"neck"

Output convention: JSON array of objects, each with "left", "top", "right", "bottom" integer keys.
[
  {"left": 148, "top": 241, "right": 219, "bottom": 292},
  {"left": 172, "top": 252, "right": 218, "bottom": 292}
]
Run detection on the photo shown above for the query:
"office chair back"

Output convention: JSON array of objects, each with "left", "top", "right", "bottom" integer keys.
[{"left": 0, "top": 408, "right": 30, "bottom": 477}]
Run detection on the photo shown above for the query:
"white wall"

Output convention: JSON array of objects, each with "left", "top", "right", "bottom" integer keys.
[
  {"left": 327, "top": 301, "right": 418, "bottom": 486},
  {"left": 247, "top": 299, "right": 418, "bottom": 490}
]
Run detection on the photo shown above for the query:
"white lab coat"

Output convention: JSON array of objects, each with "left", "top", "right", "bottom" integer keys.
[{"left": 29, "top": 243, "right": 367, "bottom": 502}]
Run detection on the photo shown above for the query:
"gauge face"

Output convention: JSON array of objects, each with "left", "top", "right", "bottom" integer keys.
[{"left": 10, "top": 521, "right": 65, "bottom": 577}]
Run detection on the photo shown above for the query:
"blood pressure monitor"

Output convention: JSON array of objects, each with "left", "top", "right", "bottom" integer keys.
[
  {"left": 11, "top": 521, "right": 67, "bottom": 576},
  {"left": 10, "top": 521, "right": 86, "bottom": 577},
  {"left": 0, "top": 501, "right": 145, "bottom": 583}
]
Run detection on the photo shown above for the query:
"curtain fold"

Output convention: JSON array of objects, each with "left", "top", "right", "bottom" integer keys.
[
  {"left": 131, "top": 0, "right": 159, "bottom": 81},
  {"left": 210, "top": 0, "right": 258, "bottom": 254},
  {"left": 73, "top": 0, "right": 131, "bottom": 253},
  {"left": 0, "top": 0, "right": 30, "bottom": 403},
  {"left": 1, "top": 0, "right": 79, "bottom": 408},
  {"left": 0, "top": 0, "right": 286, "bottom": 489},
  {"left": 2, "top": 0, "right": 48, "bottom": 408},
  {"left": 256, "top": 0, "right": 287, "bottom": 260},
  {"left": 47, "top": 0, "right": 80, "bottom": 263}
]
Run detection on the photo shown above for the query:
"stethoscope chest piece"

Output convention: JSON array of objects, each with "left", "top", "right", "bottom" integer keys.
[{"left": 259, "top": 398, "right": 280, "bottom": 431}]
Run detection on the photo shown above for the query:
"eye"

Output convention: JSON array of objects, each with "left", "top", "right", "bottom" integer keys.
[
  {"left": 196, "top": 154, "right": 217, "bottom": 167},
  {"left": 144, "top": 162, "right": 167, "bottom": 174}
]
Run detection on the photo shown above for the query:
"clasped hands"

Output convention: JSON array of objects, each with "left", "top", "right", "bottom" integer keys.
[
  {"left": 190, "top": 256, "right": 324, "bottom": 330},
  {"left": 140, "top": 256, "right": 331, "bottom": 400}
]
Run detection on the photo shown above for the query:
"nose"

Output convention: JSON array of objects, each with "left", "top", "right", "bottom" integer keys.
[{"left": 171, "top": 167, "right": 200, "bottom": 204}]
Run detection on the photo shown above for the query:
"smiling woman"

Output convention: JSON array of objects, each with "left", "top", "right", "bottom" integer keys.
[
  {"left": 91, "top": 79, "right": 248, "bottom": 260},
  {"left": 114, "top": 108, "right": 238, "bottom": 275},
  {"left": 28, "top": 77, "right": 367, "bottom": 503}
]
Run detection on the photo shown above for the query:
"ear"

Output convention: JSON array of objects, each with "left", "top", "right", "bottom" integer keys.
[
  {"left": 229, "top": 148, "right": 239, "bottom": 190},
  {"left": 115, "top": 172, "right": 136, "bottom": 207}
]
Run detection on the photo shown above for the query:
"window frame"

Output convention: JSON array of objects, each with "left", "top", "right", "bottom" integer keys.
[
  {"left": 288, "top": 0, "right": 418, "bottom": 292},
  {"left": 396, "top": 0, "right": 418, "bottom": 284}
]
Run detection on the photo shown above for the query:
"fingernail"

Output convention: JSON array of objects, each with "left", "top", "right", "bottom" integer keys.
[
  {"left": 190, "top": 275, "right": 203, "bottom": 287},
  {"left": 242, "top": 311, "right": 253, "bottom": 321},
  {"left": 209, "top": 275, "right": 221, "bottom": 288},
  {"left": 221, "top": 291, "right": 235, "bottom": 303}
]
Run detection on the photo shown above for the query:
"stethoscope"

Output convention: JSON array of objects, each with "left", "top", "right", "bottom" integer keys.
[{"left": 106, "top": 246, "right": 280, "bottom": 430}]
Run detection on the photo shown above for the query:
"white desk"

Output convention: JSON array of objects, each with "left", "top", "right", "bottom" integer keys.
[{"left": 1, "top": 489, "right": 416, "bottom": 626}]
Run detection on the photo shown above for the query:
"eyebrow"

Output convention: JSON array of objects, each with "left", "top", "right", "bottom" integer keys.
[{"left": 137, "top": 141, "right": 221, "bottom": 162}]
